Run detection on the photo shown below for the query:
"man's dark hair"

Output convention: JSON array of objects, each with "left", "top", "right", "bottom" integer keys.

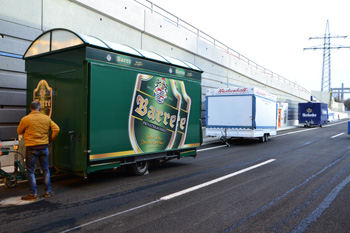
[{"left": 30, "top": 101, "right": 41, "bottom": 110}]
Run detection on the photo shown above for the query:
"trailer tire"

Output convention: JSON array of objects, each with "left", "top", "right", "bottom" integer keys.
[
  {"left": 264, "top": 134, "right": 269, "bottom": 142},
  {"left": 129, "top": 161, "right": 149, "bottom": 176},
  {"left": 260, "top": 136, "right": 265, "bottom": 143},
  {"left": 4, "top": 175, "right": 17, "bottom": 188}
]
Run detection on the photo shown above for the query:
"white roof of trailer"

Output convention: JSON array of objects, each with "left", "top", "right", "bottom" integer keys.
[
  {"left": 23, "top": 28, "right": 202, "bottom": 71},
  {"left": 206, "top": 87, "right": 277, "bottom": 101}
]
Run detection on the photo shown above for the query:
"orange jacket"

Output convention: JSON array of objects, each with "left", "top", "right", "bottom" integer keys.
[{"left": 17, "top": 111, "right": 60, "bottom": 147}]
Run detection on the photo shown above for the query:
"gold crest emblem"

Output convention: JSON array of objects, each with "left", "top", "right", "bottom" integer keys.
[{"left": 33, "top": 80, "right": 53, "bottom": 117}]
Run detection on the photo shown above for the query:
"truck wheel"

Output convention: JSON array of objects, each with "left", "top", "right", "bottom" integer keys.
[
  {"left": 264, "top": 134, "right": 269, "bottom": 142},
  {"left": 129, "top": 161, "right": 149, "bottom": 176},
  {"left": 4, "top": 175, "right": 17, "bottom": 188}
]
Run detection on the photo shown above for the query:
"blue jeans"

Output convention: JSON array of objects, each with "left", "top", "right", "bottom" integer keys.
[{"left": 26, "top": 148, "right": 51, "bottom": 195}]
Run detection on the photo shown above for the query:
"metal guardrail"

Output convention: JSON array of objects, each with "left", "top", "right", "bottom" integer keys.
[{"left": 134, "top": 0, "right": 311, "bottom": 95}]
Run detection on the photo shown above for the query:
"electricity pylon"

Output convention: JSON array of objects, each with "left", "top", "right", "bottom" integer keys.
[{"left": 304, "top": 20, "right": 350, "bottom": 92}]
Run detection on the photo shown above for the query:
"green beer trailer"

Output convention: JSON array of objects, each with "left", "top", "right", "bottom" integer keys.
[{"left": 23, "top": 28, "right": 202, "bottom": 177}]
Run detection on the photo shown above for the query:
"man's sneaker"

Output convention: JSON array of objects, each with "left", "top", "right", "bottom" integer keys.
[
  {"left": 21, "top": 194, "right": 37, "bottom": 201},
  {"left": 44, "top": 191, "right": 54, "bottom": 198}
]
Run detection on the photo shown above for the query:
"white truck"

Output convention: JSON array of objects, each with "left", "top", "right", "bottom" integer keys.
[{"left": 205, "top": 87, "right": 277, "bottom": 146}]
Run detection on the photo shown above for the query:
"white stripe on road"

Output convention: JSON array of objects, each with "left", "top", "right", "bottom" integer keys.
[
  {"left": 322, "top": 121, "right": 348, "bottom": 127},
  {"left": 160, "top": 159, "right": 276, "bottom": 200},
  {"left": 61, "top": 159, "right": 275, "bottom": 233},
  {"left": 61, "top": 200, "right": 161, "bottom": 233},
  {"left": 272, "top": 128, "right": 318, "bottom": 137},
  {"left": 331, "top": 132, "right": 345, "bottom": 138},
  {"left": 273, "top": 121, "right": 348, "bottom": 138},
  {"left": 198, "top": 145, "right": 226, "bottom": 152}
]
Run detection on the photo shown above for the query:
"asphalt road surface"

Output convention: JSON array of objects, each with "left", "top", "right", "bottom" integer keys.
[{"left": 1, "top": 120, "right": 350, "bottom": 233}]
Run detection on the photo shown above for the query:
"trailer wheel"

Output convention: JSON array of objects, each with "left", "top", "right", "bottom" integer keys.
[
  {"left": 4, "top": 175, "right": 17, "bottom": 188},
  {"left": 260, "top": 136, "right": 265, "bottom": 143},
  {"left": 129, "top": 161, "right": 149, "bottom": 176},
  {"left": 264, "top": 134, "right": 269, "bottom": 142}
]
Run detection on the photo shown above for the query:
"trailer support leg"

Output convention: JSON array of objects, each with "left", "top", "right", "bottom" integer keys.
[{"left": 220, "top": 129, "right": 230, "bottom": 147}]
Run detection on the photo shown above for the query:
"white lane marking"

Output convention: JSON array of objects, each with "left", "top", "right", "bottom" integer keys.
[
  {"left": 61, "top": 159, "right": 275, "bottom": 232},
  {"left": 323, "top": 121, "right": 348, "bottom": 127},
  {"left": 331, "top": 132, "right": 345, "bottom": 138},
  {"left": 272, "top": 128, "right": 318, "bottom": 137},
  {"left": 201, "top": 122, "right": 348, "bottom": 142},
  {"left": 198, "top": 145, "right": 226, "bottom": 152},
  {"left": 61, "top": 200, "right": 161, "bottom": 233},
  {"left": 273, "top": 121, "right": 348, "bottom": 138},
  {"left": 301, "top": 142, "right": 311, "bottom": 146},
  {"left": 160, "top": 159, "right": 276, "bottom": 201}
]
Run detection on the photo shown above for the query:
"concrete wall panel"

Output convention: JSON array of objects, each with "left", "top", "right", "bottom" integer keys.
[
  {"left": 0, "top": 56, "right": 24, "bottom": 72},
  {"left": 0, "top": 20, "right": 42, "bottom": 41},
  {"left": 0, "top": 37, "right": 31, "bottom": 55},
  {"left": 70, "top": 0, "right": 145, "bottom": 31},
  {"left": 202, "top": 78, "right": 226, "bottom": 89},
  {"left": 197, "top": 39, "right": 229, "bottom": 68},
  {"left": 0, "top": 0, "right": 42, "bottom": 29},
  {"left": 144, "top": 11, "right": 197, "bottom": 55},
  {"left": 204, "top": 72, "right": 227, "bottom": 85},
  {"left": 251, "top": 70, "right": 266, "bottom": 84},
  {"left": 0, "top": 109, "right": 26, "bottom": 123},
  {"left": 229, "top": 61, "right": 251, "bottom": 78},
  {"left": 43, "top": 0, "right": 142, "bottom": 47},
  {"left": 0, "top": 91, "right": 26, "bottom": 106},
  {"left": 195, "top": 57, "right": 227, "bottom": 78},
  {"left": 0, "top": 72, "right": 26, "bottom": 89},
  {"left": 141, "top": 34, "right": 195, "bottom": 63}
]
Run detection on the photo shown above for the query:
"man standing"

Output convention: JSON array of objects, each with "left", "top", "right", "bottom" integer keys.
[{"left": 17, "top": 101, "right": 60, "bottom": 200}]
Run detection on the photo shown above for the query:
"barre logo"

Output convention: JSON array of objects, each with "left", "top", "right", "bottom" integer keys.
[{"left": 129, "top": 74, "right": 191, "bottom": 153}]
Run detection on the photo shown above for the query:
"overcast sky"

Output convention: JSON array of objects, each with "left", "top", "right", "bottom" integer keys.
[{"left": 149, "top": 0, "right": 350, "bottom": 97}]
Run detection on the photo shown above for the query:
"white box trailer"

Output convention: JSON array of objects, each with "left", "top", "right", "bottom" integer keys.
[{"left": 205, "top": 87, "right": 277, "bottom": 145}]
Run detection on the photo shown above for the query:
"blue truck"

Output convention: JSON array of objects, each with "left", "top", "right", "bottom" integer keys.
[{"left": 298, "top": 102, "right": 328, "bottom": 127}]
